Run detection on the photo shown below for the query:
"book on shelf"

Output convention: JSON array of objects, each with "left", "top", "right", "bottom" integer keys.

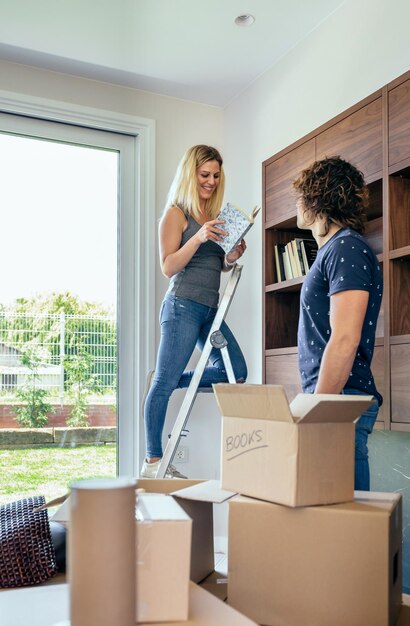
[
  {"left": 291, "top": 240, "right": 304, "bottom": 277},
  {"left": 274, "top": 237, "right": 318, "bottom": 283},
  {"left": 274, "top": 244, "right": 283, "bottom": 282},
  {"left": 282, "top": 244, "right": 293, "bottom": 280},
  {"left": 274, "top": 243, "right": 287, "bottom": 282},
  {"left": 274, "top": 242, "right": 292, "bottom": 282},
  {"left": 285, "top": 242, "right": 298, "bottom": 278},
  {"left": 217, "top": 202, "right": 260, "bottom": 255},
  {"left": 296, "top": 238, "right": 318, "bottom": 271}
]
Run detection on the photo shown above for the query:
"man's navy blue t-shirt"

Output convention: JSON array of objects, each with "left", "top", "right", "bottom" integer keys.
[{"left": 298, "top": 227, "right": 383, "bottom": 403}]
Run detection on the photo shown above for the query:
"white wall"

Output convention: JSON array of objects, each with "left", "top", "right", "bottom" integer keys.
[{"left": 223, "top": 0, "right": 410, "bottom": 388}]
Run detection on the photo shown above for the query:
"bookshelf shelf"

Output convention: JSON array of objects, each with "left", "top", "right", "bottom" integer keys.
[
  {"left": 265, "top": 277, "right": 303, "bottom": 293},
  {"left": 262, "top": 69, "right": 410, "bottom": 429},
  {"left": 389, "top": 246, "right": 410, "bottom": 260}
]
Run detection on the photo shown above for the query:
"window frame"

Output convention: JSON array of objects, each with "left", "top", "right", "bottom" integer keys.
[{"left": 0, "top": 91, "right": 156, "bottom": 476}]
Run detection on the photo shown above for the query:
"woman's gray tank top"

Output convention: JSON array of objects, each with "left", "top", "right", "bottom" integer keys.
[{"left": 167, "top": 215, "right": 224, "bottom": 308}]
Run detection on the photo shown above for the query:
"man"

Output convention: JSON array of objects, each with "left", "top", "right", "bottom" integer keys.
[{"left": 293, "top": 156, "right": 383, "bottom": 491}]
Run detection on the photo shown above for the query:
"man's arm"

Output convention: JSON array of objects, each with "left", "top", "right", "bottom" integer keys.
[{"left": 314, "top": 289, "right": 369, "bottom": 394}]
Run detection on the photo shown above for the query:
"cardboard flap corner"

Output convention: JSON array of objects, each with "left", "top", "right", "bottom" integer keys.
[
  {"left": 50, "top": 494, "right": 71, "bottom": 524},
  {"left": 137, "top": 493, "right": 191, "bottom": 522},
  {"left": 171, "top": 479, "right": 236, "bottom": 504},
  {"left": 213, "top": 383, "right": 295, "bottom": 422},
  {"left": 289, "top": 393, "right": 374, "bottom": 423}
]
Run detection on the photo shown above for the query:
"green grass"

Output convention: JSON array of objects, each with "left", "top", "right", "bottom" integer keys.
[{"left": 0, "top": 445, "right": 116, "bottom": 505}]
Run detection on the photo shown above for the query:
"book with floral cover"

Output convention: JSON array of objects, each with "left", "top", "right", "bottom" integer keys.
[{"left": 217, "top": 202, "right": 260, "bottom": 255}]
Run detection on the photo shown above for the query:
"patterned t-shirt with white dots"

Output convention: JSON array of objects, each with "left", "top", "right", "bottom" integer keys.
[{"left": 298, "top": 227, "right": 383, "bottom": 404}]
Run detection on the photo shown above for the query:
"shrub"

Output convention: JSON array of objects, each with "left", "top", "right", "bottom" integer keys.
[{"left": 14, "top": 351, "right": 55, "bottom": 428}]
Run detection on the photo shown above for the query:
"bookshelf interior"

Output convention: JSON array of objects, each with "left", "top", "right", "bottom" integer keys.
[{"left": 262, "top": 70, "right": 410, "bottom": 430}]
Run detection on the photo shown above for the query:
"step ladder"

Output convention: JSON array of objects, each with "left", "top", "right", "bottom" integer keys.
[{"left": 156, "top": 263, "right": 243, "bottom": 479}]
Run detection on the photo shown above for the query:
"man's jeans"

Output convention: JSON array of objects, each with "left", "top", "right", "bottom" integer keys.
[
  {"left": 342, "top": 388, "right": 380, "bottom": 491},
  {"left": 145, "top": 295, "right": 248, "bottom": 458}
]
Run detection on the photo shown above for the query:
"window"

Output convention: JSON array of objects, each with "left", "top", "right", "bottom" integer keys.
[{"left": 0, "top": 99, "right": 155, "bottom": 501}]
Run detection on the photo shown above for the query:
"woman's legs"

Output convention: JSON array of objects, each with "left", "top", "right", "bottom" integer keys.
[
  {"left": 144, "top": 297, "right": 248, "bottom": 460},
  {"left": 144, "top": 296, "right": 209, "bottom": 459},
  {"left": 177, "top": 317, "right": 248, "bottom": 388}
]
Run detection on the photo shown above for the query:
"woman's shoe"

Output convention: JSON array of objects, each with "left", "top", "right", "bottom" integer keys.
[{"left": 140, "top": 458, "right": 187, "bottom": 479}]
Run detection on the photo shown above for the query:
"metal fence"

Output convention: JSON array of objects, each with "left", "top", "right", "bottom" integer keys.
[{"left": 0, "top": 312, "right": 116, "bottom": 397}]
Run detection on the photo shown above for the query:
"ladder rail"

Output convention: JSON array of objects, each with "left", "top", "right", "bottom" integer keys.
[
  {"left": 220, "top": 346, "right": 236, "bottom": 384},
  {"left": 156, "top": 263, "right": 242, "bottom": 478}
]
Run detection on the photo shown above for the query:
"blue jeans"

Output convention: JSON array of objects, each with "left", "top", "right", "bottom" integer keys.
[
  {"left": 342, "top": 388, "right": 380, "bottom": 491},
  {"left": 144, "top": 295, "right": 248, "bottom": 458}
]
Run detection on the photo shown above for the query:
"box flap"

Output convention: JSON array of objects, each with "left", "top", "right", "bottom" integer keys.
[
  {"left": 213, "top": 383, "right": 294, "bottom": 422},
  {"left": 289, "top": 393, "right": 373, "bottom": 423},
  {"left": 354, "top": 490, "right": 402, "bottom": 510},
  {"left": 137, "top": 493, "right": 191, "bottom": 522},
  {"left": 172, "top": 479, "right": 236, "bottom": 503},
  {"left": 137, "top": 478, "right": 204, "bottom": 494},
  {"left": 51, "top": 495, "right": 71, "bottom": 524}
]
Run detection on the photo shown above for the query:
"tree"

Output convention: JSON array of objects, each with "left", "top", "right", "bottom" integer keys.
[
  {"left": 0, "top": 292, "right": 116, "bottom": 392},
  {"left": 14, "top": 350, "right": 55, "bottom": 428},
  {"left": 64, "top": 352, "right": 103, "bottom": 427}
]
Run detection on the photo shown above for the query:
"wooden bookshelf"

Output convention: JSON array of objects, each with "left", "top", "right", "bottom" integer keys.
[{"left": 262, "top": 69, "right": 410, "bottom": 430}]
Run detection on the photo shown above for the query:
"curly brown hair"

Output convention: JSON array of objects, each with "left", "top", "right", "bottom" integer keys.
[{"left": 293, "top": 156, "right": 369, "bottom": 235}]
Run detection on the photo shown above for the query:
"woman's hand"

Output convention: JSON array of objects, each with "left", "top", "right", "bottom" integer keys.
[
  {"left": 195, "top": 219, "right": 227, "bottom": 244},
  {"left": 226, "top": 239, "right": 247, "bottom": 264}
]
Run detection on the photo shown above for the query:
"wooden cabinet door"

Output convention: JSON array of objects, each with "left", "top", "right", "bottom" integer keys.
[
  {"left": 389, "top": 79, "right": 410, "bottom": 167},
  {"left": 389, "top": 176, "right": 410, "bottom": 250},
  {"left": 265, "top": 139, "right": 315, "bottom": 225},
  {"left": 391, "top": 342, "right": 410, "bottom": 423},
  {"left": 316, "top": 98, "right": 382, "bottom": 180},
  {"left": 265, "top": 352, "right": 302, "bottom": 402}
]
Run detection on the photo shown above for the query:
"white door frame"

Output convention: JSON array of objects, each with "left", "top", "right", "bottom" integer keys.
[{"left": 0, "top": 90, "right": 156, "bottom": 477}]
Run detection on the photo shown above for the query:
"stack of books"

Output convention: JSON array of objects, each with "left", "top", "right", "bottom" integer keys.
[{"left": 274, "top": 238, "right": 318, "bottom": 282}]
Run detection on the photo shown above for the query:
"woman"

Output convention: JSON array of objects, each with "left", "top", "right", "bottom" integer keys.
[{"left": 141, "top": 144, "right": 248, "bottom": 478}]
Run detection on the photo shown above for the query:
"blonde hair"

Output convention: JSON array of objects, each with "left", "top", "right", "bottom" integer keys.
[{"left": 165, "top": 145, "right": 225, "bottom": 220}]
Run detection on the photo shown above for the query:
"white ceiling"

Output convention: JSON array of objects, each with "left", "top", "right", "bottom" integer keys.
[{"left": 0, "top": 0, "right": 346, "bottom": 107}]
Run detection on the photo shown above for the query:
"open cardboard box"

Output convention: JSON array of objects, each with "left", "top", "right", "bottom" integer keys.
[
  {"left": 137, "top": 479, "right": 235, "bottom": 583},
  {"left": 213, "top": 383, "right": 373, "bottom": 506},
  {"left": 51, "top": 479, "right": 235, "bottom": 588},
  {"left": 228, "top": 491, "right": 403, "bottom": 626},
  {"left": 51, "top": 479, "right": 234, "bottom": 623}
]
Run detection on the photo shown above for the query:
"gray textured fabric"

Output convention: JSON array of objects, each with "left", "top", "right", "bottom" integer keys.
[
  {"left": 0, "top": 496, "right": 57, "bottom": 587},
  {"left": 167, "top": 215, "right": 224, "bottom": 308}
]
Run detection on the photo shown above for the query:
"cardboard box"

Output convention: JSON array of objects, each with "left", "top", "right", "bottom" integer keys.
[
  {"left": 141, "top": 581, "right": 258, "bottom": 626},
  {"left": 199, "top": 570, "right": 228, "bottom": 603},
  {"left": 137, "top": 479, "right": 235, "bottom": 583},
  {"left": 214, "top": 384, "right": 373, "bottom": 506},
  {"left": 0, "top": 581, "right": 259, "bottom": 626},
  {"left": 136, "top": 494, "right": 192, "bottom": 623},
  {"left": 3, "top": 582, "right": 409, "bottom": 626},
  {"left": 52, "top": 479, "right": 235, "bottom": 586},
  {"left": 397, "top": 602, "right": 410, "bottom": 626},
  {"left": 228, "top": 491, "right": 403, "bottom": 626}
]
